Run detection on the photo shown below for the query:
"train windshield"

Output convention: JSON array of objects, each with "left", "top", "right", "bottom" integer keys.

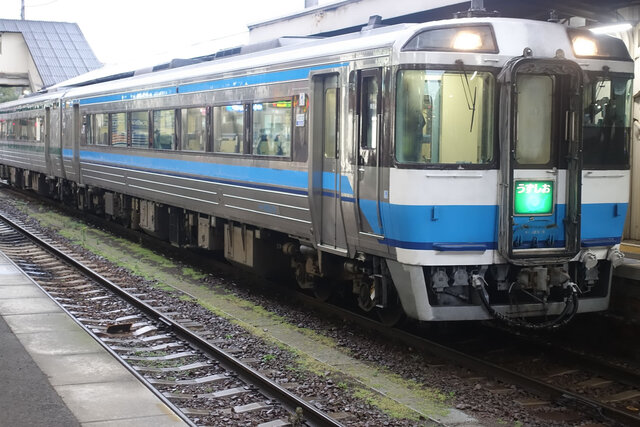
[
  {"left": 582, "top": 75, "right": 632, "bottom": 169},
  {"left": 395, "top": 69, "right": 494, "bottom": 164}
]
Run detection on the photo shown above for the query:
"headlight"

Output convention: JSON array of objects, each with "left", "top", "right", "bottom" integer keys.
[
  {"left": 452, "top": 31, "right": 483, "bottom": 50},
  {"left": 572, "top": 36, "right": 598, "bottom": 56}
]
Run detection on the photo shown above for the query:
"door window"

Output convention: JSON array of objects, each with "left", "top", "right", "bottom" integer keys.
[
  {"left": 515, "top": 74, "right": 554, "bottom": 165},
  {"left": 324, "top": 88, "right": 338, "bottom": 158},
  {"left": 361, "top": 76, "right": 378, "bottom": 150}
]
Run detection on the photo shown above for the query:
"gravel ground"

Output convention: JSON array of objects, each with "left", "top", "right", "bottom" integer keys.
[{"left": 0, "top": 190, "right": 618, "bottom": 426}]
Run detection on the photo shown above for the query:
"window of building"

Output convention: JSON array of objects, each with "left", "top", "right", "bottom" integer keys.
[
  {"left": 252, "top": 100, "right": 292, "bottom": 157},
  {"left": 152, "top": 110, "right": 175, "bottom": 150},
  {"left": 181, "top": 107, "right": 207, "bottom": 151},
  {"left": 94, "top": 113, "right": 109, "bottom": 145},
  {"left": 130, "top": 111, "right": 149, "bottom": 148},
  {"left": 213, "top": 105, "right": 243, "bottom": 154},
  {"left": 110, "top": 112, "right": 127, "bottom": 147}
]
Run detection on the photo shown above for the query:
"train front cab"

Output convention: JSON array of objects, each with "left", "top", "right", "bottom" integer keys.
[{"left": 386, "top": 21, "right": 633, "bottom": 326}]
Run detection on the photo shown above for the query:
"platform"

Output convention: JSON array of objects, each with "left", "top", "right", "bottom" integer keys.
[{"left": 0, "top": 250, "right": 188, "bottom": 426}]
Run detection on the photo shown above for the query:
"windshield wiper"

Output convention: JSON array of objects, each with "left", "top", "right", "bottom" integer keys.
[{"left": 456, "top": 60, "right": 477, "bottom": 132}]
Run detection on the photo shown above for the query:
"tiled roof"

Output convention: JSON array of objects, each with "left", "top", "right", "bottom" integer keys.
[{"left": 0, "top": 19, "right": 102, "bottom": 87}]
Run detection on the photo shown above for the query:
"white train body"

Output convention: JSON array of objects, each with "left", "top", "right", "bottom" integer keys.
[{"left": 0, "top": 17, "right": 632, "bottom": 326}]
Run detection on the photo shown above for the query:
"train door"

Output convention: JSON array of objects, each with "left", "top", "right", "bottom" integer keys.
[
  {"left": 312, "top": 73, "right": 347, "bottom": 251},
  {"left": 356, "top": 68, "right": 384, "bottom": 237},
  {"left": 499, "top": 59, "right": 583, "bottom": 260}
]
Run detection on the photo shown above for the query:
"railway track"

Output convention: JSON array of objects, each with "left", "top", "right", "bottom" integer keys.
[
  {"left": 3, "top": 186, "right": 640, "bottom": 426},
  {"left": 0, "top": 211, "right": 343, "bottom": 427},
  {"left": 294, "top": 292, "right": 640, "bottom": 426}
]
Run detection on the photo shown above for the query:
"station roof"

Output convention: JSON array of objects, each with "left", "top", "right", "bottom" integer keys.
[
  {"left": 249, "top": 0, "right": 638, "bottom": 41},
  {"left": 0, "top": 18, "right": 102, "bottom": 87}
]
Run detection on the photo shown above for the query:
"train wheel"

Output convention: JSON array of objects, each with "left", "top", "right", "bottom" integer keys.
[
  {"left": 356, "top": 281, "right": 376, "bottom": 312},
  {"left": 313, "top": 279, "right": 333, "bottom": 302},
  {"left": 376, "top": 292, "right": 404, "bottom": 326}
]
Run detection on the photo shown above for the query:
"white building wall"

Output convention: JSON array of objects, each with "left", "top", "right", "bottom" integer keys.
[{"left": 0, "top": 32, "right": 43, "bottom": 91}]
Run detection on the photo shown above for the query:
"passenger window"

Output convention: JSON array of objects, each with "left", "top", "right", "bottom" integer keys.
[
  {"left": 6, "top": 119, "right": 16, "bottom": 140},
  {"left": 110, "top": 112, "right": 127, "bottom": 147},
  {"left": 19, "top": 119, "right": 28, "bottom": 140},
  {"left": 152, "top": 110, "right": 175, "bottom": 150},
  {"left": 0, "top": 119, "right": 6, "bottom": 139},
  {"left": 130, "top": 111, "right": 149, "bottom": 148},
  {"left": 94, "top": 113, "right": 109, "bottom": 145},
  {"left": 34, "top": 117, "right": 43, "bottom": 142},
  {"left": 24, "top": 118, "right": 35, "bottom": 141},
  {"left": 252, "top": 100, "right": 292, "bottom": 157},
  {"left": 213, "top": 105, "right": 243, "bottom": 154},
  {"left": 182, "top": 107, "right": 207, "bottom": 151}
]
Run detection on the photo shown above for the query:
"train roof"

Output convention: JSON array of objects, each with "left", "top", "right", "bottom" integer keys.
[
  {"left": 0, "top": 16, "right": 632, "bottom": 112},
  {"left": 59, "top": 22, "right": 415, "bottom": 99}
]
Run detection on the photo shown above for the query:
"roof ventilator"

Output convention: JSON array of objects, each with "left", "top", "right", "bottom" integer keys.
[
  {"left": 362, "top": 15, "right": 384, "bottom": 32},
  {"left": 454, "top": 0, "right": 499, "bottom": 18}
]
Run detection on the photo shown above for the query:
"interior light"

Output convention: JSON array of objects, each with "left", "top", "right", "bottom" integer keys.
[
  {"left": 452, "top": 31, "right": 483, "bottom": 50},
  {"left": 572, "top": 36, "right": 598, "bottom": 56},
  {"left": 590, "top": 23, "right": 632, "bottom": 34}
]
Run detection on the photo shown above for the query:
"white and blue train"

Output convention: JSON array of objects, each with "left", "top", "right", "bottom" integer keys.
[{"left": 0, "top": 15, "right": 632, "bottom": 327}]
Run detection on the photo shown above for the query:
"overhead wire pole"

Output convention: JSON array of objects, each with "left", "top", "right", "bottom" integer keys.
[{"left": 21, "top": 0, "right": 25, "bottom": 20}]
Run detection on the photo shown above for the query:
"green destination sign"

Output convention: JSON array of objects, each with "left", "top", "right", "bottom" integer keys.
[{"left": 514, "top": 180, "right": 554, "bottom": 215}]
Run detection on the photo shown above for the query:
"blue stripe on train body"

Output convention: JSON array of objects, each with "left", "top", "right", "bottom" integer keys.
[
  {"left": 365, "top": 202, "right": 626, "bottom": 251},
  {"left": 67, "top": 150, "right": 626, "bottom": 251},
  {"left": 77, "top": 150, "right": 308, "bottom": 192},
  {"left": 79, "top": 87, "right": 178, "bottom": 106},
  {"left": 179, "top": 63, "right": 349, "bottom": 94},
  {"left": 321, "top": 171, "right": 354, "bottom": 196}
]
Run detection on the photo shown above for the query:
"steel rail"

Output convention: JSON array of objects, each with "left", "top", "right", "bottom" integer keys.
[
  {"left": 0, "top": 212, "right": 343, "bottom": 427},
  {"left": 0, "top": 215, "right": 197, "bottom": 426},
  {"left": 293, "top": 292, "right": 640, "bottom": 427}
]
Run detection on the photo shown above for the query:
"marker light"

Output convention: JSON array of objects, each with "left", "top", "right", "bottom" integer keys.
[
  {"left": 402, "top": 24, "right": 497, "bottom": 53},
  {"left": 607, "top": 248, "right": 625, "bottom": 268},
  {"left": 572, "top": 36, "right": 598, "bottom": 56},
  {"left": 452, "top": 31, "right": 483, "bottom": 50},
  {"left": 580, "top": 251, "right": 598, "bottom": 270}
]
